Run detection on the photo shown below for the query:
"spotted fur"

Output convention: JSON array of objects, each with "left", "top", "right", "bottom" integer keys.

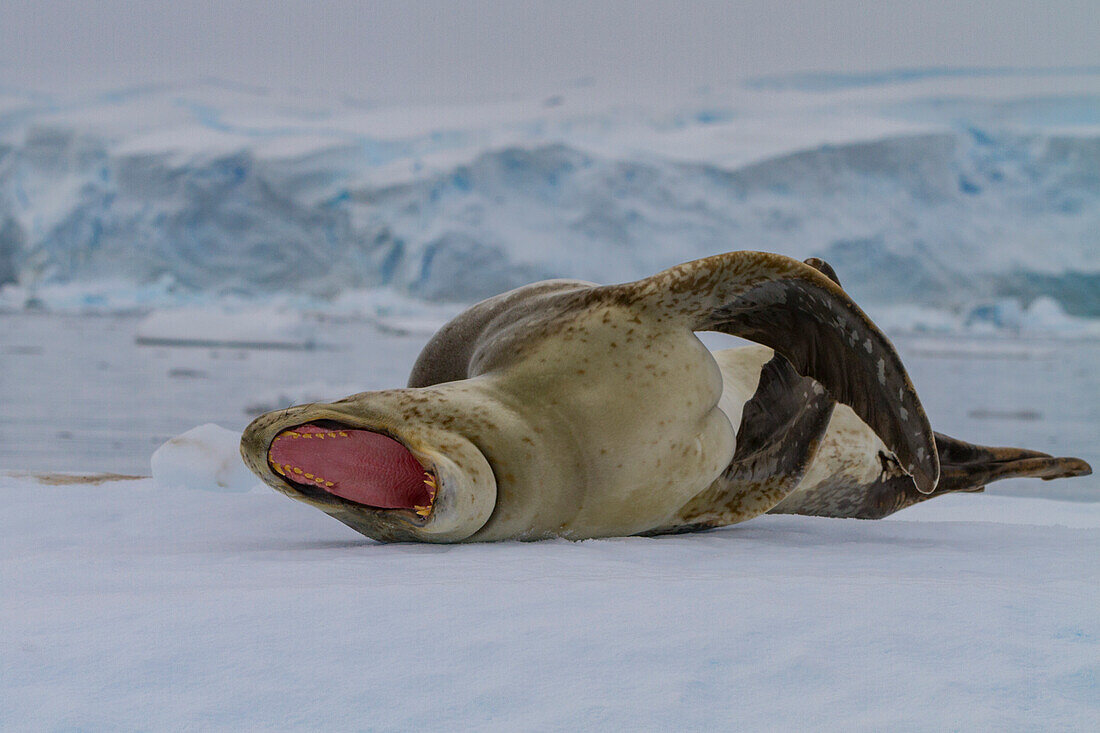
[{"left": 241, "top": 251, "right": 1092, "bottom": 541}]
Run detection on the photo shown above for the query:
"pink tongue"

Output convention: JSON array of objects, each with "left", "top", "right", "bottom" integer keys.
[{"left": 267, "top": 424, "right": 432, "bottom": 509}]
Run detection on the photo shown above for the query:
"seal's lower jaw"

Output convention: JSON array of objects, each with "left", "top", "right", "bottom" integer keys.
[{"left": 267, "top": 422, "right": 438, "bottom": 517}]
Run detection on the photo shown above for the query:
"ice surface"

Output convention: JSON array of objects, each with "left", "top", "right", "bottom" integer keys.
[
  {"left": 150, "top": 423, "right": 261, "bottom": 493},
  {"left": 2, "top": 301, "right": 1096, "bottom": 728},
  {"left": 135, "top": 306, "right": 317, "bottom": 348},
  {"left": 2, "top": 313, "right": 1096, "bottom": 501},
  {"left": 1, "top": 71, "right": 1099, "bottom": 324},
  {"left": 888, "top": 491, "right": 1100, "bottom": 528},
  {"left": 1, "top": 471, "right": 1097, "bottom": 730}
]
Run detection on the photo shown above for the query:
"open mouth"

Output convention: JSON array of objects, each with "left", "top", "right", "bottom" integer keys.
[{"left": 267, "top": 423, "right": 437, "bottom": 517}]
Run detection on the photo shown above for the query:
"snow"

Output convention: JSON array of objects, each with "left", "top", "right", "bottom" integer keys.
[
  {"left": 889, "top": 492, "right": 1100, "bottom": 528},
  {"left": 1, "top": 308, "right": 1096, "bottom": 729},
  {"left": 1, "top": 70, "right": 1099, "bottom": 325},
  {"left": 135, "top": 306, "right": 317, "bottom": 349},
  {"left": 150, "top": 423, "right": 261, "bottom": 494},
  {"left": 1, "top": 471, "right": 1097, "bottom": 730}
]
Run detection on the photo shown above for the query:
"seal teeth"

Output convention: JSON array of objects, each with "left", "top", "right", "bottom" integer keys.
[{"left": 417, "top": 472, "right": 438, "bottom": 517}]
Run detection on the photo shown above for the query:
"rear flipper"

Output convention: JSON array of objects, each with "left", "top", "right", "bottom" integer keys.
[
  {"left": 935, "top": 434, "right": 1091, "bottom": 492},
  {"left": 769, "top": 427, "right": 1092, "bottom": 520}
]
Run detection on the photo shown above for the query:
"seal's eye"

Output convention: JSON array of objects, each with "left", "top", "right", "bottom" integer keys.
[{"left": 267, "top": 423, "right": 436, "bottom": 515}]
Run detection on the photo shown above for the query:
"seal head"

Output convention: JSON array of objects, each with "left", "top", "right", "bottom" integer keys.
[{"left": 240, "top": 387, "right": 498, "bottom": 543}]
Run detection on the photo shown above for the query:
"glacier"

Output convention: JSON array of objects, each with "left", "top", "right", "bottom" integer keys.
[{"left": 1, "top": 70, "right": 1098, "bottom": 320}]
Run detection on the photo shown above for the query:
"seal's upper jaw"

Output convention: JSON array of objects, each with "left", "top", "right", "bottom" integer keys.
[{"left": 239, "top": 396, "right": 498, "bottom": 543}]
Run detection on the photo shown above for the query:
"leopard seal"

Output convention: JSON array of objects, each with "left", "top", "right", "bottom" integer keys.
[{"left": 239, "top": 251, "right": 1091, "bottom": 542}]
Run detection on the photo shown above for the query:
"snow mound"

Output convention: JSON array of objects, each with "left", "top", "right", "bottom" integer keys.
[
  {"left": 150, "top": 423, "right": 259, "bottom": 493},
  {"left": 136, "top": 306, "right": 316, "bottom": 348}
]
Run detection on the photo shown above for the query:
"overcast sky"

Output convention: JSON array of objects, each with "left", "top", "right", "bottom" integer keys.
[{"left": 1, "top": 0, "right": 1097, "bottom": 102}]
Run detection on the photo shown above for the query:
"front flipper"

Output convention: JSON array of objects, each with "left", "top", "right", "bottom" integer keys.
[
  {"left": 615, "top": 251, "right": 939, "bottom": 494},
  {"left": 770, "top": 431, "right": 1093, "bottom": 519}
]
